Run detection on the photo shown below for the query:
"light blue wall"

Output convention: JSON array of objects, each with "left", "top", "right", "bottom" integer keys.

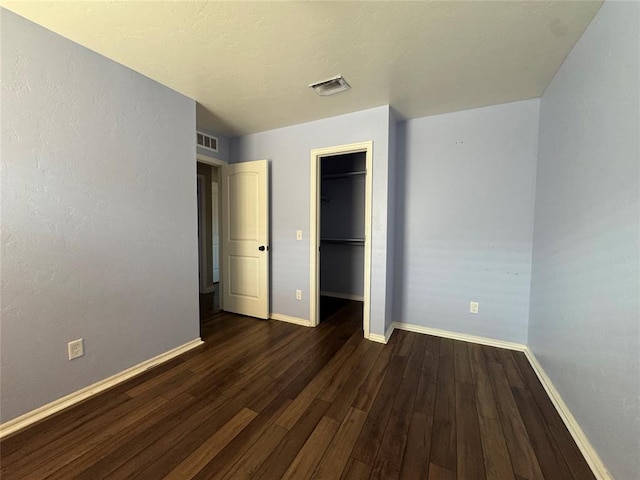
[
  {"left": 230, "top": 106, "right": 391, "bottom": 336},
  {"left": 196, "top": 127, "right": 230, "bottom": 163},
  {"left": 395, "top": 99, "right": 540, "bottom": 343},
  {"left": 0, "top": 10, "right": 199, "bottom": 423},
  {"left": 529, "top": 2, "right": 640, "bottom": 478}
]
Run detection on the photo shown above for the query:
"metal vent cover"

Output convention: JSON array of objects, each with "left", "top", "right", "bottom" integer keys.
[
  {"left": 309, "top": 75, "right": 351, "bottom": 96},
  {"left": 197, "top": 131, "right": 218, "bottom": 152}
]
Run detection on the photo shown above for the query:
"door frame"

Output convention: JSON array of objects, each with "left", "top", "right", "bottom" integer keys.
[
  {"left": 310, "top": 141, "right": 373, "bottom": 339},
  {"left": 211, "top": 181, "right": 220, "bottom": 284},
  {"left": 197, "top": 153, "right": 227, "bottom": 307},
  {"left": 196, "top": 174, "right": 211, "bottom": 293}
]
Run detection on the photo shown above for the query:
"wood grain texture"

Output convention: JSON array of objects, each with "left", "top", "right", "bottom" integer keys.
[
  {"left": 164, "top": 407, "right": 258, "bottom": 479},
  {"left": 487, "top": 361, "right": 545, "bottom": 480},
  {"left": 431, "top": 352, "right": 457, "bottom": 472},
  {"left": 341, "top": 459, "right": 372, "bottom": 480},
  {"left": 0, "top": 302, "right": 595, "bottom": 480},
  {"left": 477, "top": 414, "right": 515, "bottom": 480},
  {"left": 311, "top": 407, "right": 368, "bottom": 479},
  {"left": 281, "top": 415, "right": 339, "bottom": 480},
  {"left": 398, "top": 411, "right": 432, "bottom": 480},
  {"left": 455, "top": 380, "right": 485, "bottom": 480}
]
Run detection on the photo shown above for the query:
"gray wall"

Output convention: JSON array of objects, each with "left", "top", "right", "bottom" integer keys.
[
  {"left": 320, "top": 243, "right": 364, "bottom": 297},
  {"left": 529, "top": 2, "right": 640, "bottom": 478},
  {"left": 395, "top": 99, "right": 539, "bottom": 343},
  {"left": 0, "top": 10, "right": 199, "bottom": 423},
  {"left": 230, "top": 106, "right": 392, "bottom": 336}
]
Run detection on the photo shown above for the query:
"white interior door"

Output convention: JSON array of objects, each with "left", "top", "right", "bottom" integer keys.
[{"left": 221, "top": 160, "right": 269, "bottom": 319}]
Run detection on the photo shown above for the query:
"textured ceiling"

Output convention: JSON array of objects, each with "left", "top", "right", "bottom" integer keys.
[{"left": 1, "top": 1, "right": 602, "bottom": 137}]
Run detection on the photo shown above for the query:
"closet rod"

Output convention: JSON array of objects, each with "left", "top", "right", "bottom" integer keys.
[
  {"left": 321, "top": 171, "right": 366, "bottom": 179},
  {"left": 320, "top": 238, "right": 365, "bottom": 245}
]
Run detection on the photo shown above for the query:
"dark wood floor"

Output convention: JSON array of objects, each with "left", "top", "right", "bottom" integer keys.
[{"left": 0, "top": 301, "right": 595, "bottom": 480}]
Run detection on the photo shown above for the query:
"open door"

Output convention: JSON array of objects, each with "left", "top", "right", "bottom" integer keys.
[{"left": 221, "top": 160, "right": 270, "bottom": 319}]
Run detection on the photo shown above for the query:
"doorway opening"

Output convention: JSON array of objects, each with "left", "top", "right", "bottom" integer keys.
[
  {"left": 310, "top": 142, "right": 373, "bottom": 339},
  {"left": 196, "top": 156, "right": 224, "bottom": 326}
]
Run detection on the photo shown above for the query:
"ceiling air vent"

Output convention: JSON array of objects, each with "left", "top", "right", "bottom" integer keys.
[
  {"left": 309, "top": 75, "right": 351, "bottom": 96},
  {"left": 197, "top": 131, "right": 218, "bottom": 152}
]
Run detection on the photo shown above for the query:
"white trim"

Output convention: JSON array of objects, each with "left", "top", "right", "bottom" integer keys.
[
  {"left": 197, "top": 152, "right": 226, "bottom": 166},
  {"left": 392, "top": 322, "right": 527, "bottom": 351},
  {"left": 368, "top": 333, "right": 387, "bottom": 344},
  {"left": 368, "top": 324, "right": 395, "bottom": 344},
  {"left": 319, "top": 291, "right": 364, "bottom": 302},
  {"left": 0, "top": 338, "right": 203, "bottom": 439},
  {"left": 310, "top": 141, "right": 373, "bottom": 341},
  {"left": 384, "top": 323, "right": 395, "bottom": 343},
  {"left": 270, "top": 313, "right": 312, "bottom": 327},
  {"left": 523, "top": 348, "right": 612, "bottom": 480}
]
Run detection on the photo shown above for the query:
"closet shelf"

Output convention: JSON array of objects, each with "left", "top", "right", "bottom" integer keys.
[
  {"left": 321, "top": 171, "right": 366, "bottom": 180},
  {"left": 321, "top": 238, "right": 365, "bottom": 245}
]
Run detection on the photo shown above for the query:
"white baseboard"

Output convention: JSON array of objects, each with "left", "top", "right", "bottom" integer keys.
[
  {"left": 392, "top": 322, "right": 526, "bottom": 351},
  {"left": 368, "top": 324, "right": 395, "bottom": 344},
  {"left": 523, "top": 348, "right": 611, "bottom": 480},
  {"left": 320, "top": 291, "right": 364, "bottom": 302},
  {"left": 367, "top": 333, "right": 386, "bottom": 344},
  {"left": 0, "top": 338, "right": 204, "bottom": 439},
  {"left": 270, "top": 313, "right": 312, "bottom": 327}
]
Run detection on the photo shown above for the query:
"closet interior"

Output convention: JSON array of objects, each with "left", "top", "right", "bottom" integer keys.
[{"left": 319, "top": 152, "right": 366, "bottom": 321}]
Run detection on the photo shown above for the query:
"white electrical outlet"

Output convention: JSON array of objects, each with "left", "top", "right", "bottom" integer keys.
[
  {"left": 296, "top": 230, "right": 303, "bottom": 240},
  {"left": 470, "top": 302, "right": 479, "bottom": 314},
  {"left": 296, "top": 289, "right": 302, "bottom": 300},
  {"left": 68, "top": 339, "right": 84, "bottom": 360}
]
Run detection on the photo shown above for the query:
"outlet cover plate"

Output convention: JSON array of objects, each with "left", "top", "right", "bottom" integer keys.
[
  {"left": 470, "top": 302, "right": 479, "bottom": 314},
  {"left": 68, "top": 339, "right": 84, "bottom": 360}
]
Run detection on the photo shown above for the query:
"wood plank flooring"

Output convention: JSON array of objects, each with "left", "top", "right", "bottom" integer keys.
[{"left": 0, "top": 301, "right": 595, "bottom": 479}]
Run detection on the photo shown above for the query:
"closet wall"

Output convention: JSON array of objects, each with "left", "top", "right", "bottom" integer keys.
[{"left": 320, "top": 153, "right": 366, "bottom": 300}]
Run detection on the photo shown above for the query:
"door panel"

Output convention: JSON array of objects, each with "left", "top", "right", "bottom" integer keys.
[
  {"left": 221, "top": 160, "right": 269, "bottom": 319},
  {"left": 229, "top": 173, "right": 260, "bottom": 240},
  {"left": 229, "top": 255, "right": 260, "bottom": 297}
]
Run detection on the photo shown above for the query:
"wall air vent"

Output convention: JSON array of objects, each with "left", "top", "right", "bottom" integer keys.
[
  {"left": 309, "top": 75, "right": 351, "bottom": 96},
  {"left": 197, "top": 131, "right": 218, "bottom": 152}
]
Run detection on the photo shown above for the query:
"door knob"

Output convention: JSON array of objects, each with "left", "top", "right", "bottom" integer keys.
[{"left": 259, "top": 245, "right": 266, "bottom": 251}]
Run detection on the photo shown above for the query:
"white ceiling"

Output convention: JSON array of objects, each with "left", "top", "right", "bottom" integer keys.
[{"left": 2, "top": 1, "right": 602, "bottom": 137}]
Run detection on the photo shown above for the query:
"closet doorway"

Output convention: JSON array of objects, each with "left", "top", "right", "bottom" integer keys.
[
  {"left": 310, "top": 142, "right": 372, "bottom": 339},
  {"left": 197, "top": 154, "right": 225, "bottom": 323}
]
